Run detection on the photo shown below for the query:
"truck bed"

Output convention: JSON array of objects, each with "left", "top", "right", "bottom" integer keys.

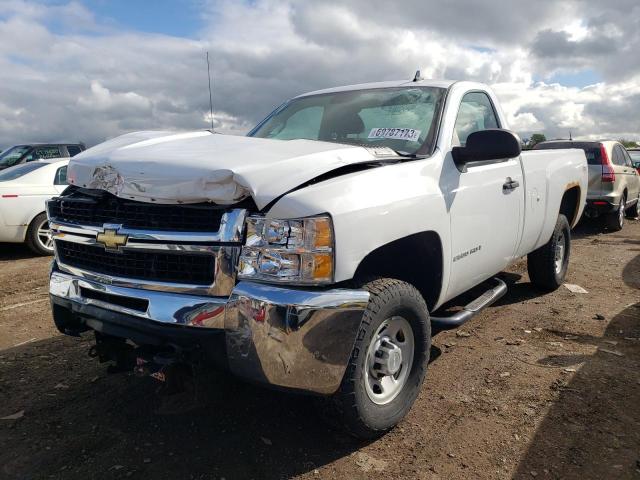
[{"left": 516, "top": 148, "right": 588, "bottom": 258}]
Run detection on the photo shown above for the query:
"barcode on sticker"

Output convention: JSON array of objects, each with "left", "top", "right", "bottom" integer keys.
[{"left": 368, "top": 128, "right": 421, "bottom": 141}]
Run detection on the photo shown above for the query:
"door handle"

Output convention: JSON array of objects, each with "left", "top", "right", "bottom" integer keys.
[{"left": 503, "top": 178, "right": 520, "bottom": 191}]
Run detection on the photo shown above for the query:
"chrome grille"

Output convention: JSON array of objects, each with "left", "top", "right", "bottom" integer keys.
[
  {"left": 57, "top": 241, "right": 216, "bottom": 285},
  {"left": 48, "top": 188, "right": 248, "bottom": 296}
]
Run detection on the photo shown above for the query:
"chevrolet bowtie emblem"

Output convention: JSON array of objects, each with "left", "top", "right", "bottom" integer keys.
[{"left": 96, "top": 229, "right": 128, "bottom": 250}]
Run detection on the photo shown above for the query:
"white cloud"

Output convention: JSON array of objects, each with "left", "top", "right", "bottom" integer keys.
[
  {"left": 0, "top": 0, "right": 638, "bottom": 149},
  {"left": 563, "top": 20, "right": 589, "bottom": 42},
  {"left": 78, "top": 81, "right": 152, "bottom": 112}
]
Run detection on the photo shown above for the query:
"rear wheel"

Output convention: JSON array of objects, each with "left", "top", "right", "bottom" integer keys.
[
  {"left": 605, "top": 194, "right": 626, "bottom": 231},
  {"left": 527, "top": 214, "right": 570, "bottom": 291},
  {"left": 329, "top": 278, "right": 431, "bottom": 439},
  {"left": 26, "top": 212, "right": 54, "bottom": 256}
]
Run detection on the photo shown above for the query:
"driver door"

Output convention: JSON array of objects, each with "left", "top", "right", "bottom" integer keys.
[{"left": 444, "top": 91, "right": 524, "bottom": 299}]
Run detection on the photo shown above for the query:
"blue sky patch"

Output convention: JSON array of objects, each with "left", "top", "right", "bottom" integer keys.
[
  {"left": 86, "top": 0, "right": 203, "bottom": 38},
  {"left": 541, "top": 69, "right": 602, "bottom": 88}
]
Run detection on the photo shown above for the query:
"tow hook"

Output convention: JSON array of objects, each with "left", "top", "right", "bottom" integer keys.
[
  {"left": 133, "top": 349, "right": 196, "bottom": 400},
  {"left": 87, "top": 334, "right": 199, "bottom": 411},
  {"left": 133, "top": 350, "right": 178, "bottom": 383},
  {"left": 89, "top": 333, "right": 135, "bottom": 373}
]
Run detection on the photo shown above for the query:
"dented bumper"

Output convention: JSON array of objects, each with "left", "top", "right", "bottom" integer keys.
[
  {"left": 50, "top": 269, "right": 369, "bottom": 394},
  {"left": 224, "top": 282, "right": 369, "bottom": 394}
]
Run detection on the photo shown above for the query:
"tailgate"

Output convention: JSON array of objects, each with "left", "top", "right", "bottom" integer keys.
[{"left": 587, "top": 165, "right": 603, "bottom": 199}]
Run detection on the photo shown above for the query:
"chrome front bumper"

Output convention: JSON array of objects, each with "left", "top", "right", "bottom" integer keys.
[
  {"left": 50, "top": 271, "right": 369, "bottom": 394},
  {"left": 225, "top": 282, "right": 369, "bottom": 394},
  {"left": 50, "top": 271, "right": 228, "bottom": 327}
]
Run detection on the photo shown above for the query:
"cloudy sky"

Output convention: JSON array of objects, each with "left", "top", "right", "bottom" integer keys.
[{"left": 0, "top": 0, "right": 639, "bottom": 148}]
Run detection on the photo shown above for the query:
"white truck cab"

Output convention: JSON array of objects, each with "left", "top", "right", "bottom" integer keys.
[{"left": 48, "top": 78, "right": 588, "bottom": 438}]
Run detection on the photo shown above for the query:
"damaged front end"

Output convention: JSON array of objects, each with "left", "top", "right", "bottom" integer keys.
[
  {"left": 48, "top": 186, "right": 369, "bottom": 395},
  {"left": 75, "top": 163, "right": 251, "bottom": 206}
]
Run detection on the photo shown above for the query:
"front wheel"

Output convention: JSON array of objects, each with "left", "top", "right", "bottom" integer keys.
[
  {"left": 527, "top": 214, "right": 570, "bottom": 291},
  {"left": 329, "top": 278, "right": 431, "bottom": 439}
]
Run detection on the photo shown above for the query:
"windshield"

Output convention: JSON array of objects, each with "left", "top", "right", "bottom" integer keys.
[
  {"left": 0, "top": 162, "right": 46, "bottom": 181},
  {"left": 0, "top": 146, "right": 31, "bottom": 168},
  {"left": 249, "top": 87, "right": 446, "bottom": 155}
]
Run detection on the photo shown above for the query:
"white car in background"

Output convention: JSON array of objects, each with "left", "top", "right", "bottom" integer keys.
[{"left": 0, "top": 159, "right": 69, "bottom": 255}]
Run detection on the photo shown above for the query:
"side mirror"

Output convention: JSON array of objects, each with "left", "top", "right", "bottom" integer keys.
[{"left": 452, "top": 129, "right": 521, "bottom": 171}]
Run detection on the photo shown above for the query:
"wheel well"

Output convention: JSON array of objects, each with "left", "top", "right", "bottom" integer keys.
[
  {"left": 31, "top": 211, "right": 46, "bottom": 223},
  {"left": 353, "top": 231, "right": 443, "bottom": 310},
  {"left": 26, "top": 211, "right": 47, "bottom": 231},
  {"left": 559, "top": 186, "right": 580, "bottom": 225}
]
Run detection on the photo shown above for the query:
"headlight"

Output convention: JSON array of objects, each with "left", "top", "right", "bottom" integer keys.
[{"left": 238, "top": 215, "right": 334, "bottom": 285}]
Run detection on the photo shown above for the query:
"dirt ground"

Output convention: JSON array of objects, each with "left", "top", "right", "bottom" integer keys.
[{"left": 0, "top": 219, "right": 638, "bottom": 480}]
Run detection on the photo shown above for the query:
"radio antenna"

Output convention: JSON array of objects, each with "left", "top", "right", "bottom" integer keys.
[{"left": 206, "top": 51, "right": 214, "bottom": 131}]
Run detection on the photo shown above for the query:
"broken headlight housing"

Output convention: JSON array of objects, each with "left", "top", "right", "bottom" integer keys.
[{"left": 238, "top": 215, "right": 334, "bottom": 285}]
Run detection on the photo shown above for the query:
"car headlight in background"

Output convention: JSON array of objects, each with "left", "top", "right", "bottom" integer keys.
[{"left": 238, "top": 215, "right": 334, "bottom": 285}]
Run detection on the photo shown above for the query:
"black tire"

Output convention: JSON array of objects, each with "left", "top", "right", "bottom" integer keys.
[
  {"left": 605, "top": 194, "right": 625, "bottom": 231},
  {"left": 625, "top": 193, "right": 639, "bottom": 218},
  {"left": 527, "top": 214, "right": 570, "bottom": 291},
  {"left": 25, "top": 212, "right": 54, "bottom": 256},
  {"left": 329, "top": 278, "right": 431, "bottom": 439}
]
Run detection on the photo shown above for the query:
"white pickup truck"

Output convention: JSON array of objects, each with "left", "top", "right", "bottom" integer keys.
[{"left": 48, "top": 79, "right": 587, "bottom": 438}]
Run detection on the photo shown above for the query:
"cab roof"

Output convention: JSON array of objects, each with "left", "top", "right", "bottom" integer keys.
[{"left": 296, "top": 79, "right": 458, "bottom": 98}]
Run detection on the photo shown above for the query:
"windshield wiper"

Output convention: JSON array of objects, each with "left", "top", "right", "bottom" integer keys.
[{"left": 389, "top": 149, "right": 425, "bottom": 159}]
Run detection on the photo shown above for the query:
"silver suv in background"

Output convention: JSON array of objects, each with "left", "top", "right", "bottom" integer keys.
[
  {"left": 628, "top": 148, "right": 640, "bottom": 173},
  {"left": 0, "top": 143, "right": 85, "bottom": 171},
  {"left": 534, "top": 140, "right": 640, "bottom": 230}
]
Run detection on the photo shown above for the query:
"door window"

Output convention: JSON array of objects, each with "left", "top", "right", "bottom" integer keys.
[
  {"left": 453, "top": 92, "right": 500, "bottom": 146},
  {"left": 66, "top": 145, "right": 82, "bottom": 157},
  {"left": 612, "top": 145, "right": 625, "bottom": 166},
  {"left": 54, "top": 166, "right": 68, "bottom": 185}
]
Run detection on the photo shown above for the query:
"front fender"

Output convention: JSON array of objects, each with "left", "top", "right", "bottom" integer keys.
[{"left": 267, "top": 156, "right": 451, "bottom": 306}]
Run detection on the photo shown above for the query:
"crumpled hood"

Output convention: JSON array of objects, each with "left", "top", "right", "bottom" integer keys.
[{"left": 67, "top": 130, "right": 379, "bottom": 210}]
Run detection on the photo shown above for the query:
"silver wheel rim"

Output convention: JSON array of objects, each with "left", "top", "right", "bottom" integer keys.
[
  {"left": 554, "top": 231, "right": 565, "bottom": 274},
  {"left": 618, "top": 198, "right": 625, "bottom": 227},
  {"left": 36, "top": 218, "right": 54, "bottom": 252},
  {"left": 364, "top": 316, "right": 414, "bottom": 405}
]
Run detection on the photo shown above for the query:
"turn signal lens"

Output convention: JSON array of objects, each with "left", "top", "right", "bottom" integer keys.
[
  {"left": 309, "top": 217, "right": 332, "bottom": 249},
  {"left": 311, "top": 253, "right": 333, "bottom": 281}
]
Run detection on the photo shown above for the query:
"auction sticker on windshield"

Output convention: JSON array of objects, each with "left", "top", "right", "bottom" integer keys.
[{"left": 368, "top": 128, "right": 421, "bottom": 142}]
